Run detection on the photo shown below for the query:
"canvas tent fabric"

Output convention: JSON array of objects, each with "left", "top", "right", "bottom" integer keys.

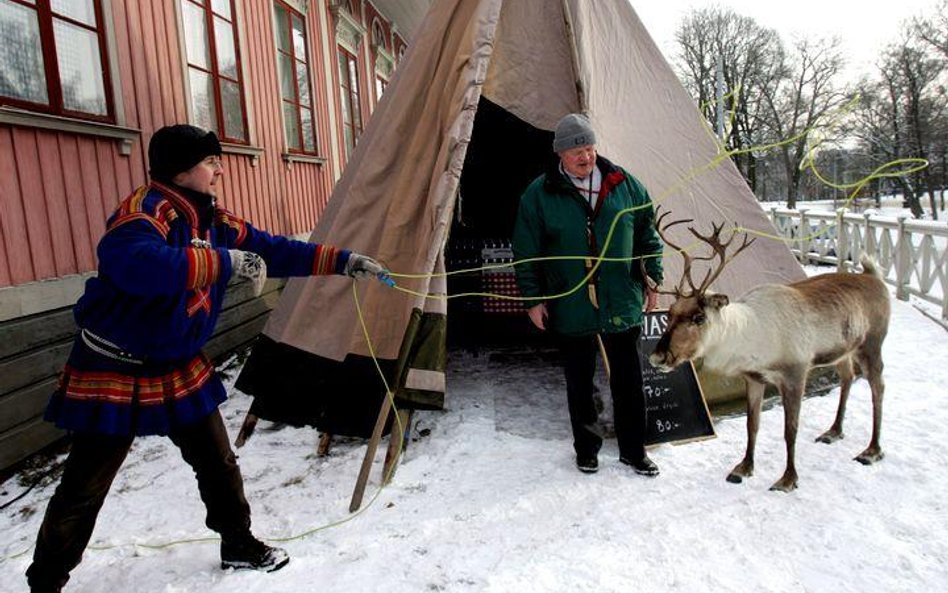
[{"left": 235, "top": 0, "right": 804, "bottom": 436}]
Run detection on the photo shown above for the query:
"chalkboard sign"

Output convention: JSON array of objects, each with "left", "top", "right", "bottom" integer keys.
[{"left": 638, "top": 311, "right": 716, "bottom": 446}]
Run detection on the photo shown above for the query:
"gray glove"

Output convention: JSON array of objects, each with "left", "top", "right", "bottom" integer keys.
[
  {"left": 229, "top": 249, "right": 267, "bottom": 297},
  {"left": 344, "top": 252, "right": 385, "bottom": 280}
]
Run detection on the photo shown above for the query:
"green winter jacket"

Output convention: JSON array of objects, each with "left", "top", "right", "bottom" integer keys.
[{"left": 512, "top": 156, "right": 663, "bottom": 336}]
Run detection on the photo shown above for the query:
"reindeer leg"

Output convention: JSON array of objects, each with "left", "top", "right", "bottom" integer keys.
[
  {"left": 728, "top": 379, "right": 765, "bottom": 484},
  {"left": 817, "top": 357, "right": 854, "bottom": 444},
  {"left": 771, "top": 374, "right": 806, "bottom": 492},
  {"left": 855, "top": 346, "right": 885, "bottom": 465}
]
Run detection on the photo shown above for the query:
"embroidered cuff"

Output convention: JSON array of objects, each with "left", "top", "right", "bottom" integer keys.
[
  {"left": 312, "top": 245, "right": 347, "bottom": 276},
  {"left": 185, "top": 247, "right": 223, "bottom": 288}
]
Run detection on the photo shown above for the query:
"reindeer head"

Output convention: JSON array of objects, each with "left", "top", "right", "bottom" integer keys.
[{"left": 646, "top": 207, "right": 754, "bottom": 372}]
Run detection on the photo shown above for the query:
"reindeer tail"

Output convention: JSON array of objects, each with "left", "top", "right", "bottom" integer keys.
[{"left": 859, "top": 253, "right": 882, "bottom": 279}]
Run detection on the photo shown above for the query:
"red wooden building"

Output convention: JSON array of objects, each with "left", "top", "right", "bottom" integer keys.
[{"left": 0, "top": 0, "right": 429, "bottom": 471}]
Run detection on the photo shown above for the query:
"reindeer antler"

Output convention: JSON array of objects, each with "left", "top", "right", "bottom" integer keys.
[
  {"left": 687, "top": 222, "right": 756, "bottom": 294},
  {"left": 652, "top": 205, "right": 756, "bottom": 297},
  {"left": 652, "top": 206, "right": 697, "bottom": 296}
]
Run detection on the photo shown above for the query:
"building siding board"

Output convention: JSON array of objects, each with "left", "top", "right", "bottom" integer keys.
[
  {"left": 94, "top": 139, "right": 121, "bottom": 222},
  {"left": 0, "top": 342, "right": 72, "bottom": 398},
  {"left": 151, "top": 0, "right": 177, "bottom": 127},
  {"left": 0, "top": 378, "right": 59, "bottom": 435},
  {"left": 58, "top": 136, "right": 96, "bottom": 273},
  {"left": 76, "top": 136, "right": 108, "bottom": 243},
  {"left": 110, "top": 0, "right": 139, "bottom": 127},
  {"left": 0, "top": 418, "right": 65, "bottom": 473},
  {"left": 0, "top": 308, "right": 75, "bottom": 360},
  {"left": 0, "top": 128, "right": 26, "bottom": 285},
  {"left": 37, "top": 132, "right": 78, "bottom": 277},
  {"left": 124, "top": 0, "right": 151, "bottom": 133},
  {"left": 13, "top": 129, "right": 55, "bottom": 281},
  {"left": 0, "top": 221, "right": 9, "bottom": 288}
]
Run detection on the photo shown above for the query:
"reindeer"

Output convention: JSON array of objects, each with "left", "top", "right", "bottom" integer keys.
[{"left": 646, "top": 209, "right": 891, "bottom": 491}]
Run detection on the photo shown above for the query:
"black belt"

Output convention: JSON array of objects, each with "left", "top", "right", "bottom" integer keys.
[{"left": 80, "top": 329, "right": 145, "bottom": 365}]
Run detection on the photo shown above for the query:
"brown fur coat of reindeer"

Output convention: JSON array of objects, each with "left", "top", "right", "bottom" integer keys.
[{"left": 646, "top": 209, "right": 891, "bottom": 491}]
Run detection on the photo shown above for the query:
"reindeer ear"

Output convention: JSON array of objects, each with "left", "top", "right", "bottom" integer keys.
[{"left": 701, "top": 293, "right": 730, "bottom": 310}]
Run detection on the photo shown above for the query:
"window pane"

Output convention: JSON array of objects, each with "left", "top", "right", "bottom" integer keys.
[
  {"left": 274, "top": 4, "right": 289, "bottom": 53},
  {"left": 278, "top": 52, "right": 294, "bottom": 100},
  {"left": 291, "top": 14, "right": 305, "bottom": 57},
  {"left": 0, "top": 0, "right": 48, "bottom": 104},
  {"left": 220, "top": 78, "right": 245, "bottom": 140},
  {"left": 343, "top": 126, "right": 354, "bottom": 157},
  {"left": 300, "top": 106, "right": 314, "bottom": 153},
  {"left": 339, "top": 82, "right": 350, "bottom": 126},
  {"left": 51, "top": 0, "right": 95, "bottom": 27},
  {"left": 337, "top": 51, "right": 347, "bottom": 87},
  {"left": 347, "top": 57, "right": 358, "bottom": 90},
  {"left": 213, "top": 16, "right": 237, "bottom": 79},
  {"left": 295, "top": 60, "right": 310, "bottom": 107},
  {"left": 283, "top": 101, "right": 299, "bottom": 149},
  {"left": 188, "top": 67, "right": 217, "bottom": 132},
  {"left": 211, "top": 0, "right": 231, "bottom": 20},
  {"left": 53, "top": 18, "right": 106, "bottom": 114},
  {"left": 352, "top": 89, "right": 361, "bottom": 129},
  {"left": 181, "top": 0, "right": 210, "bottom": 69}
]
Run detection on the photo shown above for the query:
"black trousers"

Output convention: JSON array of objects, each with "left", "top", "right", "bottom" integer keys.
[
  {"left": 26, "top": 409, "right": 251, "bottom": 591},
  {"left": 559, "top": 328, "right": 647, "bottom": 461}
]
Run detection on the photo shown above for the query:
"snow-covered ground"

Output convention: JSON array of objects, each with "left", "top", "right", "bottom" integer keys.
[{"left": 1, "top": 275, "right": 947, "bottom": 593}]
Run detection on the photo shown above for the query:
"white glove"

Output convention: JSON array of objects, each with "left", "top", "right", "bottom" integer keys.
[
  {"left": 229, "top": 249, "right": 267, "bottom": 297},
  {"left": 344, "top": 252, "right": 385, "bottom": 280}
]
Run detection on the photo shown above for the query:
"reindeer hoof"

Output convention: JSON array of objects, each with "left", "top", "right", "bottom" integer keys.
[
  {"left": 855, "top": 449, "right": 884, "bottom": 465},
  {"left": 726, "top": 473, "right": 744, "bottom": 484},
  {"left": 815, "top": 430, "right": 844, "bottom": 444},
  {"left": 769, "top": 480, "right": 798, "bottom": 492}
]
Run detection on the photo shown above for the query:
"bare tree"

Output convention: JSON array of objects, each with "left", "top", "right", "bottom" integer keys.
[
  {"left": 757, "top": 36, "right": 851, "bottom": 208},
  {"left": 674, "top": 8, "right": 785, "bottom": 192},
  {"left": 913, "top": 0, "right": 948, "bottom": 59},
  {"left": 853, "top": 27, "right": 946, "bottom": 219},
  {"left": 912, "top": 0, "right": 948, "bottom": 213}
]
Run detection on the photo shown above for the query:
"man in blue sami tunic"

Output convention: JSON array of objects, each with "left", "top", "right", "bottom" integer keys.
[{"left": 26, "top": 125, "right": 387, "bottom": 593}]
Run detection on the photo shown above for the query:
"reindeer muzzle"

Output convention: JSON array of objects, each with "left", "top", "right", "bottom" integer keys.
[{"left": 648, "top": 350, "right": 676, "bottom": 373}]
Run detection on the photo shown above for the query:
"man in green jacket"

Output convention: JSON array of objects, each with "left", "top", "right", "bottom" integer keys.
[{"left": 512, "top": 113, "right": 664, "bottom": 476}]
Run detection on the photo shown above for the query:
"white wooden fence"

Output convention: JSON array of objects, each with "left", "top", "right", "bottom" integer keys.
[{"left": 768, "top": 207, "right": 948, "bottom": 319}]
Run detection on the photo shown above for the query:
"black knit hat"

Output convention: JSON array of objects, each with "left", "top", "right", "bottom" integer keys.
[{"left": 148, "top": 124, "right": 222, "bottom": 181}]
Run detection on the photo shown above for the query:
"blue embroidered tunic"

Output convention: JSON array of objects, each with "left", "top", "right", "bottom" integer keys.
[{"left": 45, "top": 182, "right": 351, "bottom": 436}]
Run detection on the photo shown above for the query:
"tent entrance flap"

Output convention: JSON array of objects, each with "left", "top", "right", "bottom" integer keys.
[
  {"left": 447, "top": 97, "right": 555, "bottom": 344},
  {"left": 455, "top": 96, "right": 556, "bottom": 240}
]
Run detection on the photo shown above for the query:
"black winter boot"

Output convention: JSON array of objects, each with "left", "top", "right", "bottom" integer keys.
[
  {"left": 26, "top": 563, "right": 67, "bottom": 592},
  {"left": 220, "top": 533, "right": 289, "bottom": 572},
  {"left": 620, "top": 455, "right": 660, "bottom": 477}
]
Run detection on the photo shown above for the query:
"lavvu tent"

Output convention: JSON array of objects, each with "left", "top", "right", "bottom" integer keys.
[{"left": 234, "top": 0, "right": 805, "bottom": 437}]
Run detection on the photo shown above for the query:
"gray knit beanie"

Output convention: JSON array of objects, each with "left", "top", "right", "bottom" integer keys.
[{"left": 552, "top": 113, "right": 597, "bottom": 152}]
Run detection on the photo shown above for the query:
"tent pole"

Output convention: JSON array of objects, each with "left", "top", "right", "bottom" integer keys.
[
  {"left": 349, "top": 392, "right": 394, "bottom": 512},
  {"left": 561, "top": 0, "right": 587, "bottom": 112},
  {"left": 382, "top": 409, "right": 412, "bottom": 485},
  {"left": 317, "top": 432, "right": 333, "bottom": 456}
]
